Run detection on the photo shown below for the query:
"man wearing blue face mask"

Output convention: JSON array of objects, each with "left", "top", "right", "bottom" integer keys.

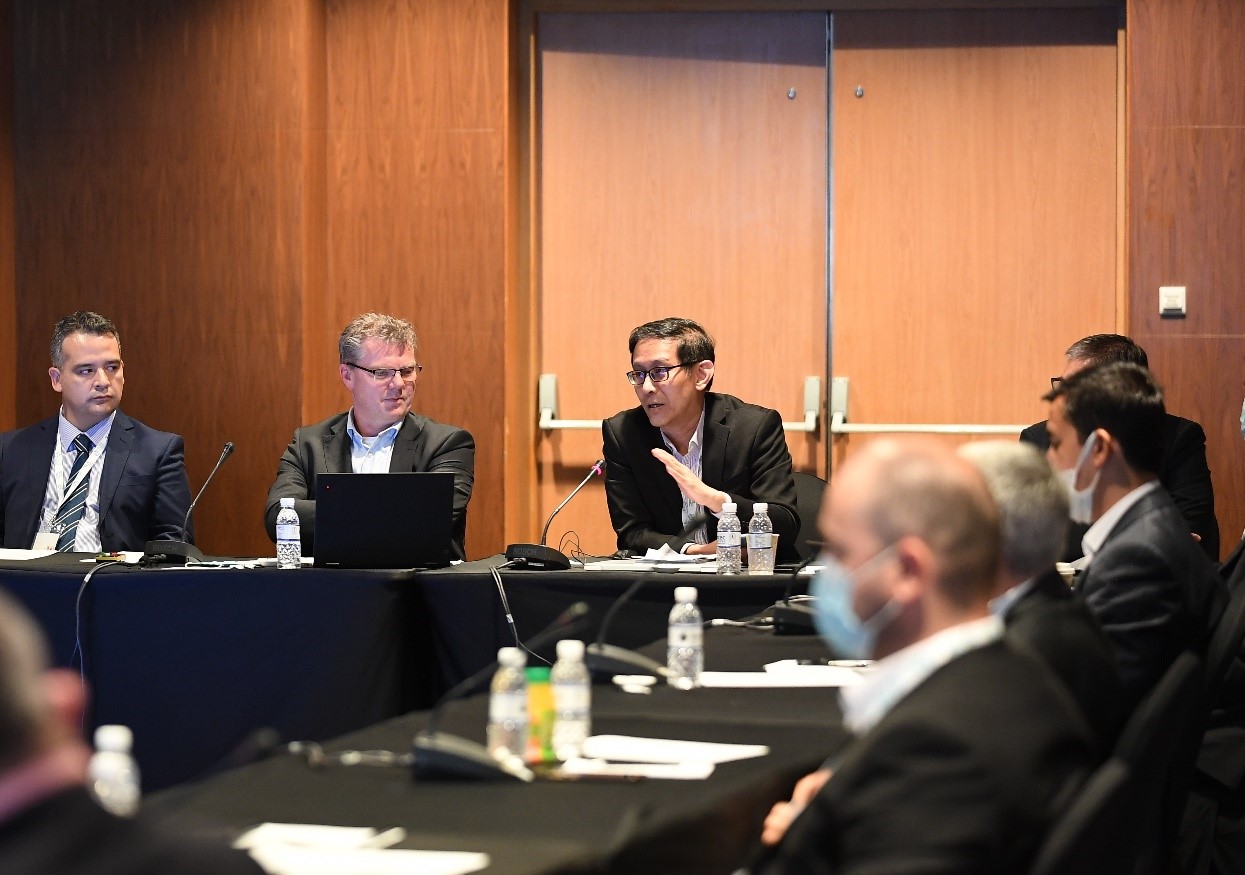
[
  {"left": 1043, "top": 362, "right": 1225, "bottom": 711},
  {"left": 758, "top": 438, "right": 1093, "bottom": 873}
]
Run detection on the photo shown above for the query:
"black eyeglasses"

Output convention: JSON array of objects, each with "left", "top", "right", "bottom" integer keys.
[
  {"left": 625, "top": 363, "right": 693, "bottom": 386},
  {"left": 346, "top": 362, "right": 422, "bottom": 382}
]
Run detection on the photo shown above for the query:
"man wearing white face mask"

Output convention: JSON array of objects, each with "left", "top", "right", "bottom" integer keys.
[
  {"left": 1043, "top": 362, "right": 1225, "bottom": 710},
  {"left": 757, "top": 438, "right": 1093, "bottom": 873}
]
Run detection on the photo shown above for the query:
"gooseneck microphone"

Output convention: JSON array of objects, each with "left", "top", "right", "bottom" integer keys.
[
  {"left": 142, "top": 441, "right": 235, "bottom": 565},
  {"left": 771, "top": 551, "right": 821, "bottom": 636},
  {"left": 582, "top": 512, "right": 708, "bottom": 679},
  {"left": 412, "top": 601, "right": 591, "bottom": 781},
  {"left": 505, "top": 459, "right": 605, "bottom": 570}
]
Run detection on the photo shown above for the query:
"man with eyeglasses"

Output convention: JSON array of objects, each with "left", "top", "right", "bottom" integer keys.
[
  {"left": 601, "top": 317, "right": 799, "bottom": 562},
  {"left": 0, "top": 311, "right": 192, "bottom": 553},
  {"left": 264, "top": 313, "right": 474, "bottom": 559},
  {"left": 1019, "top": 333, "right": 1218, "bottom": 560}
]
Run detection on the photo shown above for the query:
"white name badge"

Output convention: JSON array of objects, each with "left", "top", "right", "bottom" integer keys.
[{"left": 33, "top": 531, "right": 59, "bottom": 551}]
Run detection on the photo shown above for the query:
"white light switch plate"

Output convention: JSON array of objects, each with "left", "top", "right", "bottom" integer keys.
[{"left": 1159, "top": 285, "right": 1186, "bottom": 318}]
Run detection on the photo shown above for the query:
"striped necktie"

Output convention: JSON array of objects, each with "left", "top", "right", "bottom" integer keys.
[{"left": 55, "top": 434, "right": 95, "bottom": 552}]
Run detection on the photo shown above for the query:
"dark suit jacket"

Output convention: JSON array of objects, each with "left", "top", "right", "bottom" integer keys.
[
  {"left": 0, "top": 412, "right": 191, "bottom": 552},
  {"left": 1021, "top": 413, "right": 1220, "bottom": 561},
  {"left": 264, "top": 411, "right": 475, "bottom": 560},
  {"left": 602, "top": 392, "right": 799, "bottom": 562},
  {"left": 0, "top": 785, "right": 263, "bottom": 874},
  {"left": 762, "top": 640, "right": 1095, "bottom": 875},
  {"left": 1004, "top": 568, "right": 1127, "bottom": 754},
  {"left": 1077, "top": 486, "right": 1226, "bottom": 713}
]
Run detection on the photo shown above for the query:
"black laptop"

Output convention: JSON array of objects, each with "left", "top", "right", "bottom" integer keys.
[{"left": 313, "top": 472, "right": 455, "bottom": 569}]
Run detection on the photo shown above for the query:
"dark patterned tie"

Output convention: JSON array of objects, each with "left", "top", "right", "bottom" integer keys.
[{"left": 55, "top": 434, "right": 95, "bottom": 552}]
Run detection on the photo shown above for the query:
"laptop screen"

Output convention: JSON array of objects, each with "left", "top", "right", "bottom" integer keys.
[{"left": 313, "top": 472, "right": 455, "bottom": 569}]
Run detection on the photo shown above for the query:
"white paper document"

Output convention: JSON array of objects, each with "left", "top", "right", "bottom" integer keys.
[
  {"left": 235, "top": 823, "right": 488, "bottom": 875},
  {"left": 700, "top": 667, "right": 865, "bottom": 688},
  {"left": 0, "top": 548, "right": 57, "bottom": 561},
  {"left": 560, "top": 757, "right": 714, "bottom": 780},
  {"left": 581, "top": 734, "right": 769, "bottom": 765}
]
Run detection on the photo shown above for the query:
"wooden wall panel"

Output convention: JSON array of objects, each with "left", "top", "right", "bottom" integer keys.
[
  {"left": 0, "top": 0, "right": 13, "bottom": 431},
  {"left": 1129, "top": 0, "right": 1245, "bottom": 557},
  {"left": 323, "top": 0, "right": 508, "bottom": 559},
  {"left": 13, "top": 0, "right": 318, "bottom": 556}
]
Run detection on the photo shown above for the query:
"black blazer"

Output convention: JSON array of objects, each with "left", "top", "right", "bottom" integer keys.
[
  {"left": 264, "top": 411, "right": 475, "bottom": 560},
  {"left": 0, "top": 786, "right": 263, "bottom": 874},
  {"left": 602, "top": 392, "right": 799, "bottom": 562},
  {"left": 1020, "top": 413, "right": 1220, "bottom": 561},
  {"left": 1077, "top": 486, "right": 1226, "bottom": 712},
  {"left": 0, "top": 412, "right": 192, "bottom": 552},
  {"left": 762, "top": 640, "right": 1095, "bottom": 875},
  {"left": 1004, "top": 568, "right": 1127, "bottom": 754}
]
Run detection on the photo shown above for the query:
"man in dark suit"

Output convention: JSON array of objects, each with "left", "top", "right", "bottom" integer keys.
[
  {"left": 1020, "top": 333, "right": 1219, "bottom": 560},
  {"left": 0, "top": 311, "right": 191, "bottom": 553},
  {"left": 961, "top": 440, "right": 1126, "bottom": 754},
  {"left": 1044, "top": 361, "right": 1225, "bottom": 711},
  {"left": 602, "top": 317, "right": 799, "bottom": 562},
  {"left": 0, "top": 590, "right": 263, "bottom": 874},
  {"left": 265, "top": 313, "right": 474, "bottom": 559},
  {"left": 759, "top": 439, "right": 1094, "bottom": 872}
]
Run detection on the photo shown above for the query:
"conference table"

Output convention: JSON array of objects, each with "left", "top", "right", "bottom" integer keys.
[
  {"left": 149, "top": 627, "right": 846, "bottom": 875},
  {"left": 0, "top": 554, "right": 809, "bottom": 791}
]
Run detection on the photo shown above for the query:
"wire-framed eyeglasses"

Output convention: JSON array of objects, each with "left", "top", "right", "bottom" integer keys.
[
  {"left": 346, "top": 362, "right": 422, "bottom": 382},
  {"left": 624, "top": 363, "right": 694, "bottom": 386}
]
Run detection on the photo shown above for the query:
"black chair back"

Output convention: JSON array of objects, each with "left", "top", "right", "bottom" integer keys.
[
  {"left": 791, "top": 471, "right": 826, "bottom": 561},
  {"left": 1030, "top": 758, "right": 1135, "bottom": 875}
]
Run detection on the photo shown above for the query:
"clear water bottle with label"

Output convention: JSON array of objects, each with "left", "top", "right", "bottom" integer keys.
[
  {"left": 487, "top": 647, "right": 528, "bottom": 761},
  {"left": 89, "top": 725, "right": 141, "bottom": 817},
  {"left": 276, "top": 497, "right": 301, "bottom": 569},
  {"left": 748, "top": 502, "right": 775, "bottom": 576},
  {"left": 551, "top": 639, "right": 591, "bottom": 761},
  {"left": 667, "top": 586, "right": 703, "bottom": 690},
  {"left": 716, "top": 501, "right": 742, "bottom": 575}
]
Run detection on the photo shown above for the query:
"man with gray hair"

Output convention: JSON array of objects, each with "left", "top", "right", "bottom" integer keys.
[
  {"left": 0, "top": 591, "right": 262, "bottom": 872},
  {"left": 0, "top": 311, "right": 191, "bottom": 553},
  {"left": 265, "top": 313, "right": 475, "bottom": 559},
  {"left": 960, "top": 440, "right": 1125, "bottom": 752}
]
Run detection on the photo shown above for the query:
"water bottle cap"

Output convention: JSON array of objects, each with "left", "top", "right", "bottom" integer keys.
[
  {"left": 497, "top": 646, "right": 526, "bottom": 667},
  {"left": 753, "top": 502, "right": 768, "bottom": 513},
  {"left": 525, "top": 666, "right": 551, "bottom": 683},
  {"left": 556, "top": 638, "right": 585, "bottom": 661},
  {"left": 280, "top": 497, "right": 295, "bottom": 508},
  {"left": 674, "top": 586, "right": 698, "bottom": 603},
  {"left": 721, "top": 501, "right": 737, "bottom": 513},
  {"left": 95, "top": 724, "right": 133, "bottom": 753}
]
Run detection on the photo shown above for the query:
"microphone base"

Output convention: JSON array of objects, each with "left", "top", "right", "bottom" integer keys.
[
  {"left": 585, "top": 642, "right": 671, "bottom": 679},
  {"left": 771, "top": 599, "right": 818, "bottom": 636},
  {"left": 141, "top": 540, "right": 204, "bottom": 566},
  {"left": 411, "top": 732, "right": 533, "bottom": 782},
  {"left": 504, "top": 543, "right": 571, "bottom": 571}
]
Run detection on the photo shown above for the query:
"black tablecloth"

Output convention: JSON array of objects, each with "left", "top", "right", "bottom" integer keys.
[
  {"left": 151, "top": 627, "right": 846, "bottom": 875},
  {"left": 0, "top": 556, "right": 431, "bottom": 791},
  {"left": 0, "top": 554, "right": 807, "bottom": 793}
]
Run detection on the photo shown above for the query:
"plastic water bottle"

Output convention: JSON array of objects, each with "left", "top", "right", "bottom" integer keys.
[
  {"left": 551, "top": 639, "right": 591, "bottom": 761},
  {"left": 667, "top": 586, "right": 704, "bottom": 690},
  {"left": 487, "top": 647, "right": 528, "bottom": 761},
  {"left": 716, "top": 501, "right": 742, "bottom": 575},
  {"left": 748, "top": 502, "right": 775, "bottom": 575},
  {"left": 276, "top": 497, "right": 301, "bottom": 569},
  {"left": 89, "top": 725, "right": 141, "bottom": 817}
]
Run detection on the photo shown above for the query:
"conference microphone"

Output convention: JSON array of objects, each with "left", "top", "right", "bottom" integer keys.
[
  {"left": 142, "top": 441, "right": 235, "bottom": 566},
  {"left": 505, "top": 459, "right": 605, "bottom": 571},
  {"left": 771, "top": 551, "right": 821, "bottom": 636},
  {"left": 412, "top": 601, "right": 592, "bottom": 782},
  {"left": 583, "top": 513, "right": 708, "bottom": 679}
]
